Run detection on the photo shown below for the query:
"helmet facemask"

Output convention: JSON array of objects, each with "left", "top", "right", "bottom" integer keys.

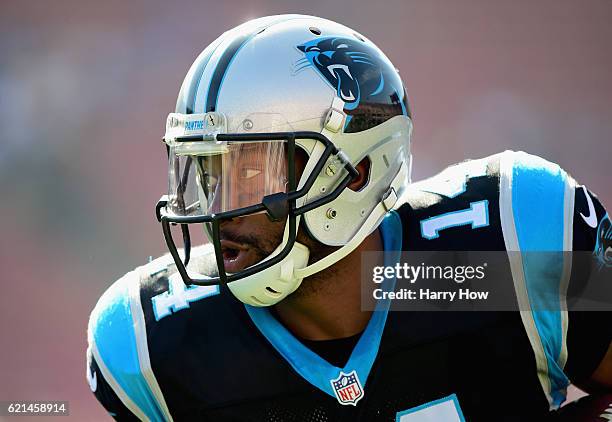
[{"left": 156, "top": 112, "right": 360, "bottom": 305}]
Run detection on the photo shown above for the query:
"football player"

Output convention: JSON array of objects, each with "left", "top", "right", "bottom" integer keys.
[{"left": 86, "top": 15, "right": 612, "bottom": 421}]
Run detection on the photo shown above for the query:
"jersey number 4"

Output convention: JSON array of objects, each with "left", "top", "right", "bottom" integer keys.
[{"left": 151, "top": 274, "right": 220, "bottom": 321}]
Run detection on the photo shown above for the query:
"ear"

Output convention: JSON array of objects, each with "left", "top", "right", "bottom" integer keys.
[{"left": 348, "top": 157, "right": 370, "bottom": 192}]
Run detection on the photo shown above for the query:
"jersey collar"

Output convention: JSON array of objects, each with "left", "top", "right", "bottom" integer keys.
[{"left": 244, "top": 210, "right": 402, "bottom": 398}]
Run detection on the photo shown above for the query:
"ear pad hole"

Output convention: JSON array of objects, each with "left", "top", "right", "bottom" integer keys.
[
  {"left": 265, "top": 287, "right": 282, "bottom": 297},
  {"left": 348, "top": 156, "right": 372, "bottom": 192}
]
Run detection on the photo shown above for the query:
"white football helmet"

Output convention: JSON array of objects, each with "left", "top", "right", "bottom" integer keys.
[{"left": 157, "top": 14, "right": 413, "bottom": 306}]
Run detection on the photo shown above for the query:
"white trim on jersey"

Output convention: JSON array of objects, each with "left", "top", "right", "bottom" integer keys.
[
  {"left": 558, "top": 176, "right": 576, "bottom": 373},
  {"left": 128, "top": 271, "right": 175, "bottom": 421}
]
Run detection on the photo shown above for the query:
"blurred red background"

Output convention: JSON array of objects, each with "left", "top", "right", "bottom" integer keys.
[{"left": 0, "top": 0, "right": 610, "bottom": 420}]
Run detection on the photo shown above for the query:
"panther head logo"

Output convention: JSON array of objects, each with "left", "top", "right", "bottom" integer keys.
[
  {"left": 296, "top": 36, "right": 410, "bottom": 133},
  {"left": 594, "top": 214, "right": 612, "bottom": 268}
]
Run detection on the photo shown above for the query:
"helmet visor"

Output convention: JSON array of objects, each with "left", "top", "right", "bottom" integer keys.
[{"left": 167, "top": 140, "right": 288, "bottom": 217}]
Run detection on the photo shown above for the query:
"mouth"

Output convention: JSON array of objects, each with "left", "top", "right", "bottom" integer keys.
[{"left": 220, "top": 239, "right": 256, "bottom": 273}]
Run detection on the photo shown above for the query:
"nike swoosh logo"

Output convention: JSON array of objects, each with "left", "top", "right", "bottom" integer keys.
[
  {"left": 87, "top": 366, "right": 97, "bottom": 392},
  {"left": 580, "top": 185, "right": 598, "bottom": 228}
]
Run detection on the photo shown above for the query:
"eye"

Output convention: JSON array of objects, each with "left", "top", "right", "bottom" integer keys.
[
  {"left": 337, "top": 43, "right": 348, "bottom": 49},
  {"left": 240, "top": 168, "right": 262, "bottom": 179}
]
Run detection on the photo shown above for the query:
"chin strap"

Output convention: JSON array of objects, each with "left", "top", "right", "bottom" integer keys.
[{"left": 294, "top": 161, "right": 407, "bottom": 279}]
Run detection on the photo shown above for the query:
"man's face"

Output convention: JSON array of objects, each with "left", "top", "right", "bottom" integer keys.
[{"left": 206, "top": 143, "right": 310, "bottom": 274}]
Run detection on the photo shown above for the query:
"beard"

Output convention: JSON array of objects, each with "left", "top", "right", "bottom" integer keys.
[{"left": 218, "top": 215, "right": 340, "bottom": 300}]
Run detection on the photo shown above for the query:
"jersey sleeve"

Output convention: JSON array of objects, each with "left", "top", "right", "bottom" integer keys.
[
  {"left": 498, "top": 150, "right": 611, "bottom": 407},
  {"left": 86, "top": 270, "right": 173, "bottom": 421},
  {"left": 564, "top": 185, "right": 612, "bottom": 386}
]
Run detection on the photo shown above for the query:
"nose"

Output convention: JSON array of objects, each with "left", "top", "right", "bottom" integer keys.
[{"left": 227, "top": 175, "right": 256, "bottom": 210}]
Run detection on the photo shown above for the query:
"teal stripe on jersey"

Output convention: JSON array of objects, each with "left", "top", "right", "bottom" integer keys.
[
  {"left": 511, "top": 152, "right": 570, "bottom": 407},
  {"left": 90, "top": 274, "right": 167, "bottom": 421}
]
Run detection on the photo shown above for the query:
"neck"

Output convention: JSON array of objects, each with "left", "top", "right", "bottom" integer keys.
[{"left": 273, "top": 228, "right": 384, "bottom": 340}]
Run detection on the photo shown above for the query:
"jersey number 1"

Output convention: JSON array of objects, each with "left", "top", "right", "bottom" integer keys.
[
  {"left": 421, "top": 200, "right": 489, "bottom": 240},
  {"left": 419, "top": 161, "right": 489, "bottom": 239}
]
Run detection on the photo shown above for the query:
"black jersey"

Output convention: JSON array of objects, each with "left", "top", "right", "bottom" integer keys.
[{"left": 87, "top": 151, "right": 611, "bottom": 421}]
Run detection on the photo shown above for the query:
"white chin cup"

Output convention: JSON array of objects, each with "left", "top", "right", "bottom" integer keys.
[{"left": 227, "top": 218, "right": 310, "bottom": 307}]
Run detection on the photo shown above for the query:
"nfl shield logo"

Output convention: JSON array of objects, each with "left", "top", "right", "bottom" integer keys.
[{"left": 330, "top": 370, "right": 364, "bottom": 405}]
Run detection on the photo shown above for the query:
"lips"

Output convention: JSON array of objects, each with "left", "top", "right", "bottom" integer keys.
[{"left": 220, "top": 239, "right": 257, "bottom": 273}]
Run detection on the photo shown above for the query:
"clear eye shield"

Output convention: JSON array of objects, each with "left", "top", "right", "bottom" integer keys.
[
  {"left": 167, "top": 140, "right": 288, "bottom": 218},
  {"left": 156, "top": 112, "right": 359, "bottom": 287}
]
